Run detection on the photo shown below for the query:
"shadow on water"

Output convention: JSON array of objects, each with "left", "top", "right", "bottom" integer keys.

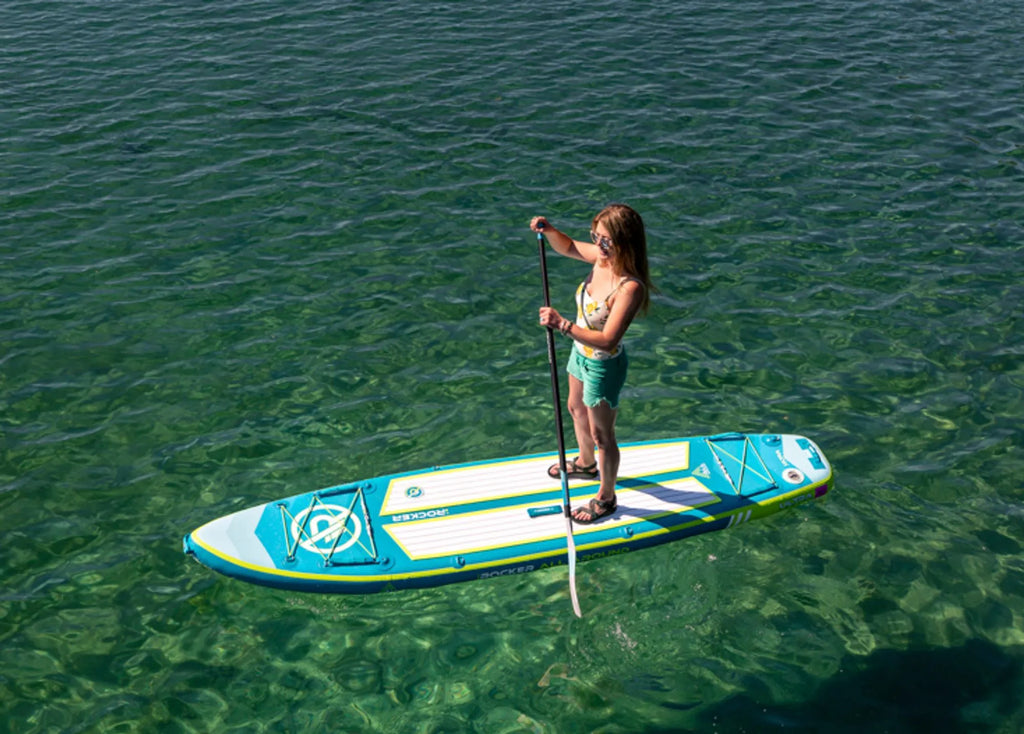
[{"left": 663, "top": 639, "right": 1021, "bottom": 734}]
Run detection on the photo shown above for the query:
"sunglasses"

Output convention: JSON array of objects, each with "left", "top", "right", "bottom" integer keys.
[{"left": 590, "top": 231, "right": 613, "bottom": 254}]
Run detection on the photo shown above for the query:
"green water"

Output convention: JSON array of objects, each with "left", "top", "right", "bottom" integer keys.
[{"left": 3, "top": 1, "right": 1023, "bottom": 732}]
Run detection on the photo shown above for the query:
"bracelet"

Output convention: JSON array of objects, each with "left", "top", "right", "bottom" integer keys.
[{"left": 560, "top": 319, "right": 573, "bottom": 336}]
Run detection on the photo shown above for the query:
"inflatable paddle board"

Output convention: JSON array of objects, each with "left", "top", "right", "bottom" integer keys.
[{"left": 183, "top": 433, "right": 832, "bottom": 594}]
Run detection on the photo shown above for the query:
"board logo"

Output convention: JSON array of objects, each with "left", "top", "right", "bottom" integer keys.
[
  {"left": 693, "top": 463, "right": 711, "bottom": 479},
  {"left": 290, "top": 504, "right": 362, "bottom": 554},
  {"left": 405, "top": 486, "right": 423, "bottom": 498}
]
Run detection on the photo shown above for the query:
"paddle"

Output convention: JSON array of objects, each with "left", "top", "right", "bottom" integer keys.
[{"left": 536, "top": 224, "right": 583, "bottom": 618}]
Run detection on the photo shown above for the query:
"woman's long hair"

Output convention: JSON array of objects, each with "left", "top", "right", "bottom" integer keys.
[{"left": 593, "top": 203, "right": 654, "bottom": 314}]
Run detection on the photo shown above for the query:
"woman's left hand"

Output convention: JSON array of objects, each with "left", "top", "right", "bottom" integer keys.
[{"left": 539, "top": 306, "right": 562, "bottom": 330}]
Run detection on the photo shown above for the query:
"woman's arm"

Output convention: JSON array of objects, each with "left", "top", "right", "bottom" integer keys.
[
  {"left": 530, "top": 217, "right": 597, "bottom": 263},
  {"left": 539, "top": 280, "right": 644, "bottom": 352}
]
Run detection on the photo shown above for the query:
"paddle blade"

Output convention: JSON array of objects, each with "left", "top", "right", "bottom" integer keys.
[{"left": 564, "top": 514, "right": 582, "bottom": 617}]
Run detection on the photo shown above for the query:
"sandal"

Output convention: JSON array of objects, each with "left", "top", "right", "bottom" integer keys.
[
  {"left": 547, "top": 457, "right": 598, "bottom": 480},
  {"left": 572, "top": 496, "right": 618, "bottom": 524}
]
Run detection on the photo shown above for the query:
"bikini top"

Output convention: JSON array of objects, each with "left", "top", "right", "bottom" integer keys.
[{"left": 573, "top": 273, "right": 637, "bottom": 360}]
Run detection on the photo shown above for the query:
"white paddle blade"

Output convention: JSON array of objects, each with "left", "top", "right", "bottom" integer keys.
[{"left": 564, "top": 515, "right": 582, "bottom": 617}]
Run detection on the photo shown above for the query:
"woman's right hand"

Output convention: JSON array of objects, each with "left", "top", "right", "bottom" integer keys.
[{"left": 530, "top": 216, "right": 549, "bottom": 233}]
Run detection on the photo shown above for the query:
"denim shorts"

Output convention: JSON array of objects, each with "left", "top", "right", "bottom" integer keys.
[{"left": 567, "top": 347, "right": 628, "bottom": 409}]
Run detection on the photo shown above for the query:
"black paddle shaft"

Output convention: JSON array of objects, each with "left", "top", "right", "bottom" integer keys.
[
  {"left": 537, "top": 232, "right": 571, "bottom": 489},
  {"left": 537, "top": 229, "right": 583, "bottom": 617}
]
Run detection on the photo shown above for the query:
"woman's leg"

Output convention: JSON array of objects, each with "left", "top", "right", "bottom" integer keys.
[
  {"left": 587, "top": 400, "right": 619, "bottom": 501},
  {"left": 571, "top": 400, "right": 618, "bottom": 521},
  {"left": 566, "top": 374, "right": 596, "bottom": 467}
]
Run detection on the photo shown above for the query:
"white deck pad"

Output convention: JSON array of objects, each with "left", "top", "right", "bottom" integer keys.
[
  {"left": 386, "top": 476, "right": 716, "bottom": 560},
  {"left": 381, "top": 441, "right": 690, "bottom": 515}
]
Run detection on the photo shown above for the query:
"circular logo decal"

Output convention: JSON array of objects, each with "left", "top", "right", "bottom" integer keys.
[
  {"left": 290, "top": 504, "right": 361, "bottom": 554},
  {"left": 405, "top": 486, "right": 423, "bottom": 498},
  {"left": 783, "top": 468, "right": 805, "bottom": 484}
]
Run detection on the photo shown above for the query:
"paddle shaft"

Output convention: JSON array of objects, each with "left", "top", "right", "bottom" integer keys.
[
  {"left": 538, "top": 231, "right": 571, "bottom": 479},
  {"left": 537, "top": 228, "right": 582, "bottom": 617}
]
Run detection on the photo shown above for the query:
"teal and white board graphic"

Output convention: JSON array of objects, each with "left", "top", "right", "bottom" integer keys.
[{"left": 183, "top": 433, "right": 832, "bottom": 594}]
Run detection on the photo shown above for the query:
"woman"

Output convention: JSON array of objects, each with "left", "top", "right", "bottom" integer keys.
[{"left": 531, "top": 204, "right": 653, "bottom": 523}]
